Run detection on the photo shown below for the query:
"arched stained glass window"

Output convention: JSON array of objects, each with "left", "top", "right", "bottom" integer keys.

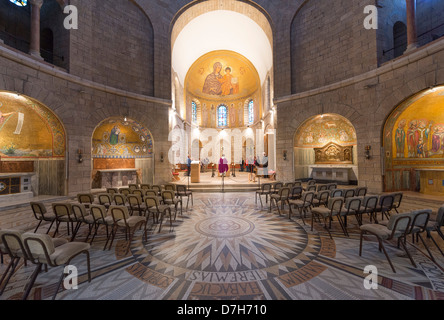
[
  {"left": 248, "top": 100, "right": 254, "bottom": 125},
  {"left": 191, "top": 101, "right": 197, "bottom": 124},
  {"left": 9, "top": 0, "right": 27, "bottom": 6},
  {"left": 218, "top": 104, "right": 227, "bottom": 127}
]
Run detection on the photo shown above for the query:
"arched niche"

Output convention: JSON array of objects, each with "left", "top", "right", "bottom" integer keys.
[
  {"left": 383, "top": 85, "right": 444, "bottom": 195},
  {"left": 293, "top": 113, "right": 358, "bottom": 183},
  {"left": 191, "top": 139, "right": 203, "bottom": 161},
  {"left": 0, "top": 91, "right": 67, "bottom": 196},
  {"left": 91, "top": 117, "right": 154, "bottom": 189}
]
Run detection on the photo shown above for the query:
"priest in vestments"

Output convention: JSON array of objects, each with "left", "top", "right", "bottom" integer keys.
[{"left": 219, "top": 155, "right": 229, "bottom": 176}]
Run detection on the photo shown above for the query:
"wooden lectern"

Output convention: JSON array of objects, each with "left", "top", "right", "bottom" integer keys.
[{"left": 191, "top": 161, "right": 200, "bottom": 183}]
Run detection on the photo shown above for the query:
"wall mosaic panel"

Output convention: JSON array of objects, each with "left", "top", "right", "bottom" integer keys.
[
  {"left": 294, "top": 114, "right": 357, "bottom": 148},
  {"left": 92, "top": 117, "right": 153, "bottom": 159},
  {"left": 384, "top": 86, "right": 444, "bottom": 166},
  {"left": 0, "top": 91, "right": 66, "bottom": 159}
]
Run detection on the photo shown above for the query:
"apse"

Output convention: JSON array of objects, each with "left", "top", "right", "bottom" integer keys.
[
  {"left": 185, "top": 50, "right": 261, "bottom": 129},
  {"left": 171, "top": 8, "right": 273, "bottom": 126},
  {"left": 172, "top": 10, "right": 272, "bottom": 89}
]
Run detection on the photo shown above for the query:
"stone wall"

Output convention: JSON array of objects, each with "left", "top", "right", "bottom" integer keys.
[
  {"left": 1, "top": 0, "right": 444, "bottom": 196},
  {"left": 290, "top": 0, "right": 378, "bottom": 94},
  {"left": 69, "top": 0, "right": 154, "bottom": 96},
  {"left": 0, "top": 45, "right": 171, "bottom": 196}
]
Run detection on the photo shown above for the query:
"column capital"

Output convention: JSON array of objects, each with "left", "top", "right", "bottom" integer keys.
[{"left": 29, "top": 0, "right": 44, "bottom": 8}]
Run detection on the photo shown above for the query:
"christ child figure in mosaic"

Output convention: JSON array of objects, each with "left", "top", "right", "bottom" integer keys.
[{"left": 219, "top": 67, "right": 234, "bottom": 96}]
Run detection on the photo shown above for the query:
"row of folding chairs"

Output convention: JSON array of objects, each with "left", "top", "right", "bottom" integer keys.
[
  {"left": 30, "top": 196, "right": 179, "bottom": 246},
  {"left": 309, "top": 193, "right": 403, "bottom": 237},
  {"left": 102, "top": 184, "right": 193, "bottom": 210},
  {"left": 0, "top": 228, "right": 91, "bottom": 300},
  {"left": 312, "top": 197, "right": 442, "bottom": 272},
  {"left": 255, "top": 182, "right": 310, "bottom": 208},
  {"left": 107, "top": 183, "right": 183, "bottom": 194},
  {"left": 266, "top": 188, "right": 443, "bottom": 273},
  {"left": 360, "top": 207, "right": 444, "bottom": 272},
  {"left": 268, "top": 188, "right": 402, "bottom": 226}
]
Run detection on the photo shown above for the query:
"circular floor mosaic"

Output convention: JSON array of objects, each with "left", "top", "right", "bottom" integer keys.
[{"left": 123, "top": 197, "right": 336, "bottom": 299}]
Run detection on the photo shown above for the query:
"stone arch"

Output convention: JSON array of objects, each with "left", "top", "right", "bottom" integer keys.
[
  {"left": 393, "top": 21, "right": 408, "bottom": 58},
  {"left": 170, "top": 0, "right": 274, "bottom": 51},
  {"left": 91, "top": 116, "right": 155, "bottom": 188},
  {"left": 0, "top": 90, "right": 67, "bottom": 196},
  {"left": 293, "top": 113, "right": 358, "bottom": 183},
  {"left": 191, "top": 138, "right": 203, "bottom": 161},
  {"left": 382, "top": 84, "right": 444, "bottom": 194},
  {"left": 288, "top": 102, "right": 361, "bottom": 136}
]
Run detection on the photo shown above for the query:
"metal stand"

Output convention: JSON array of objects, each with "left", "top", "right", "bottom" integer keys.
[
  {"left": 187, "top": 174, "right": 190, "bottom": 191},
  {"left": 212, "top": 164, "right": 215, "bottom": 178},
  {"left": 232, "top": 163, "right": 236, "bottom": 177}
]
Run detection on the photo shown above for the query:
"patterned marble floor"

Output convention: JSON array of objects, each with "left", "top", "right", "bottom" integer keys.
[{"left": 0, "top": 192, "right": 443, "bottom": 300}]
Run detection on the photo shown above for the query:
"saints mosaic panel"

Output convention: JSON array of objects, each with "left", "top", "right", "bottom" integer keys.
[{"left": 385, "top": 86, "right": 444, "bottom": 161}]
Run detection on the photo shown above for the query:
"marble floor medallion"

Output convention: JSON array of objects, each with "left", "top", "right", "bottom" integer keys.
[{"left": 125, "top": 196, "right": 335, "bottom": 300}]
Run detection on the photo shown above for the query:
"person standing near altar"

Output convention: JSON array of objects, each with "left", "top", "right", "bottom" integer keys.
[
  {"left": 259, "top": 152, "right": 269, "bottom": 178},
  {"left": 249, "top": 156, "right": 257, "bottom": 182},
  {"left": 219, "top": 154, "right": 229, "bottom": 177},
  {"left": 187, "top": 155, "right": 192, "bottom": 176}
]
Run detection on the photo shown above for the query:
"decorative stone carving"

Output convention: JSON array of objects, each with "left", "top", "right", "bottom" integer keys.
[{"left": 314, "top": 142, "right": 353, "bottom": 164}]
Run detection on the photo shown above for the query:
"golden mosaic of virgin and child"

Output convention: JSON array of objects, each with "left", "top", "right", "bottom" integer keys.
[
  {"left": 395, "top": 119, "right": 444, "bottom": 158},
  {"left": 202, "top": 62, "right": 239, "bottom": 96}
]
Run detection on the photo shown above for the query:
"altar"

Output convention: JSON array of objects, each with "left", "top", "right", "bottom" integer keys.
[
  {"left": 0, "top": 172, "right": 34, "bottom": 202},
  {"left": 308, "top": 165, "right": 356, "bottom": 184},
  {"left": 93, "top": 169, "right": 139, "bottom": 189},
  {"left": 309, "top": 142, "right": 357, "bottom": 184},
  {"left": 418, "top": 169, "right": 444, "bottom": 196}
]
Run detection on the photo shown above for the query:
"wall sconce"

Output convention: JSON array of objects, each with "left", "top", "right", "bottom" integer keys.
[
  {"left": 77, "top": 149, "right": 83, "bottom": 163},
  {"left": 365, "top": 145, "right": 371, "bottom": 160},
  {"left": 160, "top": 152, "right": 164, "bottom": 162},
  {"left": 283, "top": 150, "right": 287, "bottom": 161}
]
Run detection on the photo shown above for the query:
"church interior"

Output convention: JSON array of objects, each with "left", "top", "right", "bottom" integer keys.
[{"left": 0, "top": 0, "right": 444, "bottom": 304}]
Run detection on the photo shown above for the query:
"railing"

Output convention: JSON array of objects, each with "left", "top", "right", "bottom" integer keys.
[
  {"left": 0, "top": 30, "right": 65, "bottom": 67},
  {"left": 383, "top": 23, "right": 444, "bottom": 56}
]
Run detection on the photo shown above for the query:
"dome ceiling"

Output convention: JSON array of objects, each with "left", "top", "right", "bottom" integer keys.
[{"left": 185, "top": 50, "right": 260, "bottom": 102}]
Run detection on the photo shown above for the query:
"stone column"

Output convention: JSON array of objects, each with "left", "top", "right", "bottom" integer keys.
[
  {"left": 405, "top": 0, "right": 418, "bottom": 52},
  {"left": 29, "top": 0, "right": 44, "bottom": 59}
]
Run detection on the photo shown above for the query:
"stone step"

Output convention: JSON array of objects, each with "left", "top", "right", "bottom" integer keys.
[{"left": 188, "top": 184, "right": 260, "bottom": 193}]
